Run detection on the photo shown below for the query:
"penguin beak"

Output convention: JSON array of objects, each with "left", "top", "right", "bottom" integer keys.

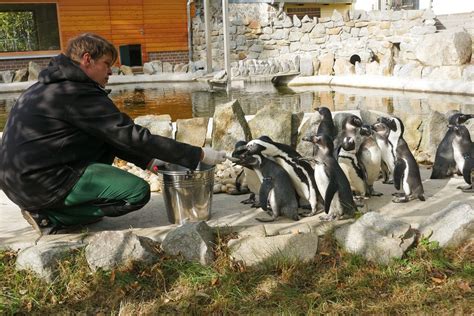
[{"left": 302, "top": 135, "right": 318, "bottom": 143}]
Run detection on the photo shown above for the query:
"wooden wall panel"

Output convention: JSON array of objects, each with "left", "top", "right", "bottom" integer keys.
[
  {"left": 57, "top": 0, "right": 112, "bottom": 49},
  {"left": 143, "top": 0, "right": 190, "bottom": 53},
  {"left": 1, "top": 0, "right": 191, "bottom": 63}
]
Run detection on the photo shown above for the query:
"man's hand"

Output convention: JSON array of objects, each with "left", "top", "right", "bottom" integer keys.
[{"left": 201, "top": 147, "right": 227, "bottom": 165}]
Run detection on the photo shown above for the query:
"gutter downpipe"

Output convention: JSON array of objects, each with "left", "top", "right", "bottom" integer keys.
[{"left": 187, "top": 0, "right": 194, "bottom": 64}]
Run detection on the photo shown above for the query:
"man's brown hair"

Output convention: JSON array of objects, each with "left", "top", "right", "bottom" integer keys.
[{"left": 65, "top": 33, "right": 118, "bottom": 64}]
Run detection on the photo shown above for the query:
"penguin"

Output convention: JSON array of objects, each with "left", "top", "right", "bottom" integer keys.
[
  {"left": 431, "top": 112, "right": 473, "bottom": 179},
  {"left": 302, "top": 134, "right": 357, "bottom": 221},
  {"left": 359, "top": 124, "right": 383, "bottom": 196},
  {"left": 377, "top": 116, "right": 404, "bottom": 158},
  {"left": 452, "top": 125, "right": 474, "bottom": 192},
  {"left": 334, "top": 114, "right": 363, "bottom": 157},
  {"left": 246, "top": 135, "right": 323, "bottom": 216},
  {"left": 337, "top": 136, "right": 367, "bottom": 198},
  {"left": 315, "top": 107, "right": 337, "bottom": 140},
  {"left": 371, "top": 121, "right": 395, "bottom": 184},
  {"left": 236, "top": 152, "right": 300, "bottom": 222},
  {"left": 391, "top": 122, "right": 425, "bottom": 203},
  {"left": 231, "top": 140, "right": 261, "bottom": 207}
]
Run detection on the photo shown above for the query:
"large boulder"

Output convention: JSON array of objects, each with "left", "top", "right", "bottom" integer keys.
[
  {"left": 335, "top": 212, "right": 416, "bottom": 264},
  {"left": 415, "top": 31, "right": 472, "bottom": 66},
  {"left": 296, "top": 112, "right": 322, "bottom": 157},
  {"left": 248, "top": 104, "right": 293, "bottom": 145},
  {"left": 16, "top": 242, "right": 84, "bottom": 282},
  {"left": 0, "top": 70, "right": 15, "bottom": 83},
  {"left": 333, "top": 58, "right": 355, "bottom": 76},
  {"left": 13, "top": 68, "right": 28, "bottom": 82},
  {"left": 119, "top": 65, "right": 134, "bottom": 75},
  {"left": 143, "top": 61, "right": 163, "bottom": 74},
  {"left": 417, "top": 110, "right": 448, "bottom": 163},
  {"left": 175, "top": 117, "right": 209, "bottom": 147},
  {"left": 134, "top": 114, "right": 173, "bottom": 138},
  {"left": 299, "top": 54, "right": 314, "bottom": 76},
  {"left": 212, "top": 99, "right": 252, "bottom": 152},
  {"left": 161, "top": 222, "right": 216, "bottom": 265},
  {"left": 85, "top": 231, "right": 159, "bottom": 272},
  {"left": 419, "top": 202, "right": 474, "bottom": 247},
  {"left": 318, "top": 53, "right": 335, "bottom": 75},
  {"left": 228, "top": 233, "right": 319, "bottom": 266},
  {"left": 27, "top": 61, "right": 42, "bottom": 81}
]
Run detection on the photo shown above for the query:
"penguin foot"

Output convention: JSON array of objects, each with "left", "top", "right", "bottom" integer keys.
[
  {"left": 229, "top": 187, "right": 250, "bottom": 195},
  {"left": 457, "top": 185, "right": 473, "bottom": 192},
  {"left": 300, "top": 209, "right": 319, "bottom": 217},
  {"left": 241, "top": 193, "right": 256, "bottom": 205},
  {"left": 368, "top": 187, "right": 383, "bottom": 197},
  {"left": 392, "top": 192, "right": 404, "bottom": 197},
  {"left": 255, "top": 216, "right": 276, "bottom": 222},
  {"left": 319, "top": 214, "right": 338, "bottom": 221},
  {"left": 383, "top": 179, "right": 394, "bottom": 185},
  {"left": 392, "top": 195, "right": 409, "bottom": 203}
]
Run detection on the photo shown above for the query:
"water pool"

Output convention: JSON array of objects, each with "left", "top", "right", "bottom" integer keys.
[{"left": 0, "top": 81, "right": 472, "bottom": 130}]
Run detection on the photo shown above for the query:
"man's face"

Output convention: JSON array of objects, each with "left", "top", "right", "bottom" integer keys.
[{"left": 79, "top": 53, "right": 113, "bottom": 88}]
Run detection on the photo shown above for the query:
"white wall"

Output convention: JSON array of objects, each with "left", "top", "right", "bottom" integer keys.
[
  {"left": 354, "top": 0, "right": 379, "bottom": 11},
  {"left": 426, "top": 0, "right": 474, "bottom": 15},
  {"left": 354, "top": 0, "right": 474, "bottom": 14}
]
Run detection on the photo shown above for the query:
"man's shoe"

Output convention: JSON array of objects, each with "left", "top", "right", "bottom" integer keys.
[{"left": 21, "top": 210, "right": 58, "bottom": 236}]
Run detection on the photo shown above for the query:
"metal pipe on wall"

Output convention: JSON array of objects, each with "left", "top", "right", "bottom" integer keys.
[
  {"left": 222, "top": 0, "right": 231, "bottom": 92},
  {"left": 187, "top": 0, "right": 194, "bottom": 64}
]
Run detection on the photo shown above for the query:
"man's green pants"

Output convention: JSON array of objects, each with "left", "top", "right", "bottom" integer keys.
[{"left": 43, "top": 163, "right": 150, "bottom": 227}]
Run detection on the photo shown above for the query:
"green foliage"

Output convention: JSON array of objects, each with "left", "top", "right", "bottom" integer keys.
[{"left": 0, "top": 11, "right": 37, "bottom": 52}]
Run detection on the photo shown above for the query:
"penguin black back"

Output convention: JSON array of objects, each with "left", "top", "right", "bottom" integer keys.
[
  {"left": 431, "top": 112, "right": 473, "bottom": 179},
  {"left": 238, "top": 153, "right": 299, "bottom": 221},
  {"left": 316, "top": 107, "right": 337, "bottom": 140},
  {"left": 304, "top": 134, "right": 357, "bottom": 220},
  {"left": 452, "top": 125, "right": 474, "bottom": 190}
]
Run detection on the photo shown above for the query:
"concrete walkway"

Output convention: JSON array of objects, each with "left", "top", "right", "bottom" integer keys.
[{"left": 1, "top": 167, "right": 472, "bottom": 251}]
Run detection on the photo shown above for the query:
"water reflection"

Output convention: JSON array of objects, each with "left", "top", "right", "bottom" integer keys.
[{"left": 0, "top": 81, "right": 472, "bottom": 130}]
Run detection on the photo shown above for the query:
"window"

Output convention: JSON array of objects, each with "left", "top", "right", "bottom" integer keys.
[
  {"left": 391, "top": 0, "right": 419, "bottom": 10},
  {"left": 286, "top": 6, "right": 321, "bottom": 19},
  {"left": 0, "top": 4, "right": 60, "bottom": 53}
]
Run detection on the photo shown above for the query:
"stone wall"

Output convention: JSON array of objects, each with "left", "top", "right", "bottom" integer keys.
[{"left": 191, "top": 2, "right": 472, "bottom": 79}]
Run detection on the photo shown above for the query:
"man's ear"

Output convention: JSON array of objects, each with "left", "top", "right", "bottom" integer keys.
[{"left": 80, "top": 52, "right": 92, "bottom": 67}]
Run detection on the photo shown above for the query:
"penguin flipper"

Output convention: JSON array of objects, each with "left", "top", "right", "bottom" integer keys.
[
  {"left": 259, "top": 178, "right": 273, "bottom": 212},
  {"left": 462, "top": 158, "right": 473, "bottom": 185},
  {"left": 324, "top": 176, "right": 338, "bottom": 214},
  {"left": 393, "top": 159, "right": 406, "bottom": 191}
]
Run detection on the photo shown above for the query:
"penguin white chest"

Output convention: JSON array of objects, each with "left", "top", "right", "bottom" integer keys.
[
  {"left": 452, "top": 143, "right": 465, "bottom": 172},
  {"left": 360, "top": 145, "right": 382, "bottom": 184},
  {"left": 314, "top": 164, "right": 329, "bottom": 199},
  {"left": 377, "top": 140, "right": 394, "bottom": 172},
  {"left": 339, "top": 156, "right": 365, "bottom": 194},
  {"left": 402, "top": 158, "right": 411, "bottom": 195}
]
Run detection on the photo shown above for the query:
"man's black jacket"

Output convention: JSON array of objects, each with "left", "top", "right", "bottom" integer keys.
[{"left": 0, "top": 54, "right": 202, "bottom": 211}]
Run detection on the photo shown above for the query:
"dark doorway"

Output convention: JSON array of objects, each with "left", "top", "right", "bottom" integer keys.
[{"left": 119, "top": 44, "right": 142, "bottom": 66}]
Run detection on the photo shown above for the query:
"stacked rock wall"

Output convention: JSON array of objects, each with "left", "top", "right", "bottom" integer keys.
[{"left": 192, "top": 2, "right": 472, "bottom": 80}]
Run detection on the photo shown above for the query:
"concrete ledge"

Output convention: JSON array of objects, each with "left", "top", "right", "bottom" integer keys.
[
  {"left": 107, "top": 73, "right": 199, "bottom": 85},
  {"left": 288, "top": 75, "right": 474, "bottom": 96},
  {"left": 1, "top": 74, "right": 473, "bottom": 96}
]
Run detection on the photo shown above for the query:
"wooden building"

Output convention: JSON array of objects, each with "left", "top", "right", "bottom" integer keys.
[{"left": 0, "top": 0, "right": 192, "bottom": 71}]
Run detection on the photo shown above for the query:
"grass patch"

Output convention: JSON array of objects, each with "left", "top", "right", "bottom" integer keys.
[{"left": 1, "top": 236, "right": 473, "bottom": 314}]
